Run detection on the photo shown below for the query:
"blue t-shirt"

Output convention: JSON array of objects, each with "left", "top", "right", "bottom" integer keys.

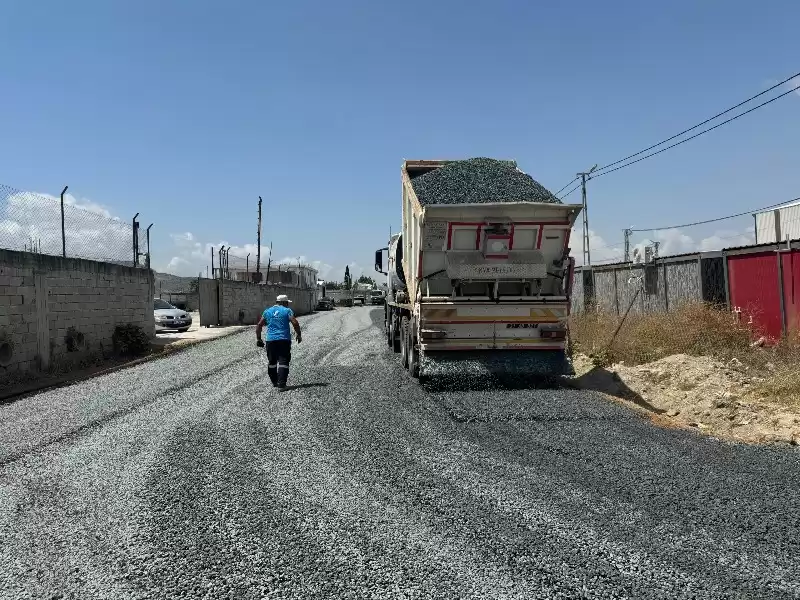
[{"left": 262, "top": 305, "right": 294, "bottom": 341}]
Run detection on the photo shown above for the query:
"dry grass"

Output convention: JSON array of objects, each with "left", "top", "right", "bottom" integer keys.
[{"left": 569, "top": 302, "right": 800, "bottom": 407}]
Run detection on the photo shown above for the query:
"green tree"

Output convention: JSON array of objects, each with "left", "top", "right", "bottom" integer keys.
[
  {"left": 357, "top": 275, "right": 375, "bottom": 286},
  {"left": 344, "top": 266, "right": 352, "bottom": 289}
]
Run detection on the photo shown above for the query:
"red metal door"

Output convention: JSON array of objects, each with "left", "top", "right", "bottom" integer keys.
[{"left": 727, "top": 252, "right": 782, "bottom": 339}]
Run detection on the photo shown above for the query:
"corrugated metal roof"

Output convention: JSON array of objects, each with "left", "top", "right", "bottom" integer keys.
[{"left": 753, "top": 200, "right": 800, "bottom": 215}]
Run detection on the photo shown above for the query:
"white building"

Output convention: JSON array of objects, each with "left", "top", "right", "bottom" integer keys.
[{"left": 754, "top": 201, "right": 800, "bottom": 244}]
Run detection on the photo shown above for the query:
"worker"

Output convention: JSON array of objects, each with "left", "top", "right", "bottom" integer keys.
[{"left": 256, "top": 294, "right": 302, "bottom": 390}]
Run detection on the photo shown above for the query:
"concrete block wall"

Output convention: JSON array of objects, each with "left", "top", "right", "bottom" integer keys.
[
  {"left": 218, "top": 280, "right": 316, "bottom": 326},
  {"left": 0, "top": 249, "right": 154, "bottom": 382}
]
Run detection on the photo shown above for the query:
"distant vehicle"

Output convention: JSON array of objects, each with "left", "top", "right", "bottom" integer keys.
[
  {"left": 369, "top": 290, "right": 385, "bottom": 305},
  {"left": 316, "top": 297, "right": 334, "bottom": 311},
  {"left": 154, "top": 298, "right": 192, "bottom": 333}
]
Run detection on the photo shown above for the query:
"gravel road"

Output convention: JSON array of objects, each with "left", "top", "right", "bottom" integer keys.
[{"left": 1, "top": 307, "right": 798, "bottom": 599}]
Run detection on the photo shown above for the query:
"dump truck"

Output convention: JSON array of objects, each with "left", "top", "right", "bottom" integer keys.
[{"left": 374, "top": 158, "right": 583, "bottom": 380}]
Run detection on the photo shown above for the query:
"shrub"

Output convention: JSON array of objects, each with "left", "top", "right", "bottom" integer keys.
[{"left": 112, "top": 324, "right": 151, "bottom": 357}]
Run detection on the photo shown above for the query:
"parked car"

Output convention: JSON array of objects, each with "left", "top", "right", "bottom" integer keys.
[
  {"left": 154, "top": 298, "right": 192, "bottom": 332},
  {"left": 316, "top": 297, "right": 334, "bottom": 311}
]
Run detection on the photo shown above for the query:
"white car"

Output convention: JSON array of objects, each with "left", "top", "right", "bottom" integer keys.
[{"left": 154, "top": 298, "right": 192, "bottom": 333}]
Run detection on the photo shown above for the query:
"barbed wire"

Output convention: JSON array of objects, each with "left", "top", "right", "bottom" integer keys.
[{"left": 0, "top": 183, "right": 148, "bottom": 267}]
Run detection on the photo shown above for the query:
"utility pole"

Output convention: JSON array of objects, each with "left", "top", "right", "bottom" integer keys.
[
  {"left": 623, "top": 228, "right": 632, "bottom": 262},
  {"left": 265, "top": 241, "right": 272, "bottom": 284},
  {"left": 576, "top": 165, "right": 597, "bottom": 267},
  {"left": 256, "top": 196, "right": 263, "bottom": 282}
]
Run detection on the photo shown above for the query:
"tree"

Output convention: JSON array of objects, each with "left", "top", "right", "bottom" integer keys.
[
  {"left": 357, "top": 275, "right": 375, "bottom": 286},
  {"left": 344, "top": 266, "right": 352, "bottom": 290}
]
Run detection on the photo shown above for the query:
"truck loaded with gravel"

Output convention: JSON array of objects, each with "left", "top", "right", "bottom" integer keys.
[{"left": 374, "top": 158, "right": 583, "bottom": 379}]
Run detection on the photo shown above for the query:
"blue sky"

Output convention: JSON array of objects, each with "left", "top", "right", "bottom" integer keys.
[{"left": 1, "top": 0, "right": 799, "bottom": 278}]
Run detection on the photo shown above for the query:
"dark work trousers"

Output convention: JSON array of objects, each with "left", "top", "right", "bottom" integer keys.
[{"left": 266, "top": 339, "right": 292, "bottom": 387}]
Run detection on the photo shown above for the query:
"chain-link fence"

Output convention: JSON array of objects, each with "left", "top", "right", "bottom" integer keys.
[
  {"left": 211, "top": 248, "right": 257, "bottom": 281},
  {"left": 0, "top": 183, "right": 150, "bottom": 267}
]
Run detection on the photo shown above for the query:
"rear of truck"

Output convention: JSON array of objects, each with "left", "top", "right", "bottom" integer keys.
[{"left": 379, "top": 158, "right": 582, "bottom": 379}]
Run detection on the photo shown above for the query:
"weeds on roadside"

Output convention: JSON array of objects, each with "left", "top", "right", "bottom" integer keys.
[{"left": 569, "top": 302, "right": 800, "bottom": 406}]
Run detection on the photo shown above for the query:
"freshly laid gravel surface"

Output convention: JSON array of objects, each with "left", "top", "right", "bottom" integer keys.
[
  {"left": 411, "top": 158, "right": 561, "bottom": 205},
  {"left": 0, "top": 307, "right": 798, "bottom": 599}
]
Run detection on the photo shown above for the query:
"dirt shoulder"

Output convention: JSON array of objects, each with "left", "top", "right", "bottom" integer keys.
[{"left": 571, "top": 353, "right": 800, "bottom": 446}]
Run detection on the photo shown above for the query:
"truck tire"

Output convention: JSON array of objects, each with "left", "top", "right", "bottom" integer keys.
[
  {"left": 400, "top": 317, "right": 410, "bottom": 369},
  {"left": 408, "top": 325, "right": 420, "bottom": 379},
  {"left": 391, "top": 313, "right": 401, "bottom": 353}
]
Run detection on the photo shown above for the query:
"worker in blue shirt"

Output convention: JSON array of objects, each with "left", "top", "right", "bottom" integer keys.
[{"left": 256, "top": 294, "right": 302, "bottom": 390}]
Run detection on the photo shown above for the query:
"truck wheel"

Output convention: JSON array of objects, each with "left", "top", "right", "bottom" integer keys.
[
  {"left": 400, "top": 317, "right": 410, "bottom": 369},
  {"left": 391, "top": 314, "right": 401, "bottom": 353},
  {"left": 408, "top": 328, "right": 420, "bottom": 379}
]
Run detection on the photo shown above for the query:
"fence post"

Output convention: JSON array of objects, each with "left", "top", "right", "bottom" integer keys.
[
  {"left": 146, "top": 224, "right": 153, "bottom": 270},
  {"left": 60, "top": 186, "right": 68, "bottom": 258},
  {"left": 132, "top": 213, "right": 140, "bottom": 267},
  {"left": 211, "top": 246, "right": 215, "bottom": 279}
]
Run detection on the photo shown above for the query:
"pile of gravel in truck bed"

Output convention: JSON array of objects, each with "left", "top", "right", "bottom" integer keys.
[{"left": 411, "top": 157, "right": 561, "bottom": 206}]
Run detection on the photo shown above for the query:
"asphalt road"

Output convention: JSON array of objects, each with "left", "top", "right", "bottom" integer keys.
[{"left": 1, "top": 307, "right": 798, "bottom": 599}]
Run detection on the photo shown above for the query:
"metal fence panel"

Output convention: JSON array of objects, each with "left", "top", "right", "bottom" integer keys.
[{"left": 0, "top": 183, "right": 147, "bottom": 267}]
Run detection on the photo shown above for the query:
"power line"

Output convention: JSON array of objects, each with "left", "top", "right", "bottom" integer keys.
[
  {"left": 554, "top": 177, "right": 578, "bottom": 197},
  {"left": 631, "top": 195, "right": 800, "bottom": 232},
  {"left": 559, "top": 183, "right": 581, "bottom": 200},
  {"left": 592, "top": 83, "right": 800, "bottom": 180},
  {"left": 593, "top": 70, "right": 800, "bottom": 176}
]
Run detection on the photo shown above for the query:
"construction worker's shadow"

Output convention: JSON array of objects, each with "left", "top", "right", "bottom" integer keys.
[{"left": 282, "top": 382, "right": 329, "bottom": 391}]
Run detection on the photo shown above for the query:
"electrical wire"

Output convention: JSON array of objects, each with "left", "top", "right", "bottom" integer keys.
[
  {"left": 631, "top": 195, "right": 800, "bottom": 232},
  {"left": 593, "top": 71, "right": 800, "bottom": 175},
  {"left": 559, "top": 183, "right": 581, "bottom": 200},
  {"left": 592, "top": 83, "right": 800, "bottom": 180},
  {"left": 554, "top": 177, "right": 578, "bottom": 197}
]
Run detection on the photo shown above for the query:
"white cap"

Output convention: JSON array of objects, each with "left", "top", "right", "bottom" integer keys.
[{"left": 276, "top": 294, "right": 292, "bottom": 303}]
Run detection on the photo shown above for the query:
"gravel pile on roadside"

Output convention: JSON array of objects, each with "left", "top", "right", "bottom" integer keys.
[
  {"left": 411, "top": 158, "right": 561, "bottom": 205},
  {"left": 572, "top": 352, "right": 800, "bottom": 445}
]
